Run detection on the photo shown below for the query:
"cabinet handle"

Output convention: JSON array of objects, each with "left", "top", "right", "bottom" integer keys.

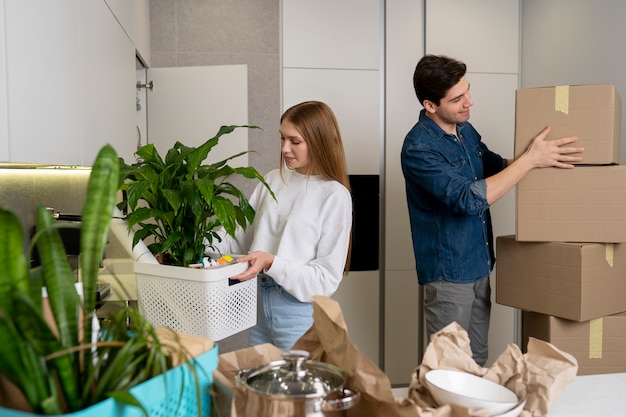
[{"left": 136, "top": 81, "right": 154, "bottom": 91}]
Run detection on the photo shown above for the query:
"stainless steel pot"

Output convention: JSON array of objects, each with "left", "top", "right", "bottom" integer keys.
[{"left": 235, "top": 350, "right": 360, "bottom": 417}]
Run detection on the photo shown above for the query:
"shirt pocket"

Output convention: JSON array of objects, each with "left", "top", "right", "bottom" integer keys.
[{"left": 447, "top": 155, "right": 466, "bottom": 169}]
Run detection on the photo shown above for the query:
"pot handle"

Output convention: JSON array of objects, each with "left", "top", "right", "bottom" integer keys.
[
  {"left": 235, "top": 368, "right": 251, "bottom": 388},
  {"left": 320, "top": 388, "right": 361, "bottom": 412}
]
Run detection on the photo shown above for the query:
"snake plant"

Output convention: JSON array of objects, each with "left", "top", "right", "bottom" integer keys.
[
  {"left": 0, "top": 145, "right": 187, "bottom": 415},
  {"left": 117, "top": 125, "right": 274, "bottom": 267}
]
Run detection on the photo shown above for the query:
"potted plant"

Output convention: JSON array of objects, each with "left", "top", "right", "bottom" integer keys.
[
  {"left": 0, "top": 145, "right": 217, "bottom": 416},
  {"left": 117, "top": 125, "right": 274, "bottom": 341}
]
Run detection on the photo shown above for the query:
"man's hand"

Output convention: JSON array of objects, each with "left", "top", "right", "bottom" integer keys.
[{"left": 524, "top": 126, "right": 584, "bottom": 169}]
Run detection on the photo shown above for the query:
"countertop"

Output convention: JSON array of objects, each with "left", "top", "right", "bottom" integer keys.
[{"left": 549, "top": 372, "right": 626, "bottom": 416}]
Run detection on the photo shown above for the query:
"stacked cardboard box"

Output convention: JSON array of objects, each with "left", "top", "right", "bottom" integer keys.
[{"left": 496, "top": 84, "right": 626, "bottom": 375}]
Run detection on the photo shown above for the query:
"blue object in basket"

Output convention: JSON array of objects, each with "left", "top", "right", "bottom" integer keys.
[{"left": 0, "top": 344, "right": 219, "bottom": 417}]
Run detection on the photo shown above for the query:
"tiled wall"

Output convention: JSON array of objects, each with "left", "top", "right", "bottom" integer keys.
[{"left": 149, "top": 0, "right": 281, "bottom": 194}]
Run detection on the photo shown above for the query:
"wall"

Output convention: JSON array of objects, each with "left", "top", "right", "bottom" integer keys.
[{"left": 521, "top": 0, "right": 626, "bottom": 163}]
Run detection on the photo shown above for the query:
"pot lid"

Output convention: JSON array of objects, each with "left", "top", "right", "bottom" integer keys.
[{"left": 239, "top": 350, "right": 347, "bottom": 397}]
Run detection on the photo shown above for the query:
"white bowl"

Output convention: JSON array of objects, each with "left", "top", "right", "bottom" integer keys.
[
  {"left": 492, "top": 398, "right": 527, "bottom": 417},
  {"left": 425, "top": 369, "right": 519, "bottom": 415}
]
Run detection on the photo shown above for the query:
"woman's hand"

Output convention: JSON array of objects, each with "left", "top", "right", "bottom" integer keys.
[{"left": 230, "top": 251, "right": 275, "bottom": 281}]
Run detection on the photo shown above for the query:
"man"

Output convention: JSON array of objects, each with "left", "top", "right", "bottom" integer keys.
[{"left": 400, "top": 54, "right": 584, "bottom": 366}]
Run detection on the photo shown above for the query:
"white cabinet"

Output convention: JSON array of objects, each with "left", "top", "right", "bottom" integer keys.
[
  {"left": 104, "top": 0, "right": 150, "bottom": 66},
  {"left": 3, "top": 0, "right": 83, "bottom": 164},
  {"left": 424, "top": 0, "right": 521, "bottom": 367},
  {"left": 384, "top": 0, "right": 425, "bottom": 385},
  {"left": 282, "top": 0, "right": 383, "bottom": 368},
  {"left": 283, "top": 68, "right": 380, "bottom": 175},
  {"left": 0, "top": 0, "right": 144, "bottom": 166},
  {"left": 282, "top": 0, "right": 380, "bottom": 70},
  {"left": 81, "top": 0, "right": 137, "bottom": 165},
  {"left": 145, "top": 65, "right": 249, "bottom": 165},
  {"left": 425, "top": 0, "right": 519, "bottom": 74}
]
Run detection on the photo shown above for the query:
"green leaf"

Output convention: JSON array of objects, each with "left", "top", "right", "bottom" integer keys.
[
  {"left": 12, "top": 289, "right": 82, "bottom": 411},
  {"left": 107, "top": 391, "right": 149, "bottom": 417},
  {"left": 34, "top": 205, "right": 79, "bottom": 349},
  {"left": 81, "top": 145, "right": 120, "bottom": 315},
  {"left": 135, "top": 143, "right": 165, "bottom": 168},
  {"left": 0, "top": 316, "right": 52, "bottom": 413},
  {"left": 0, "top": 209, "right": 29, "bottom": 314}
]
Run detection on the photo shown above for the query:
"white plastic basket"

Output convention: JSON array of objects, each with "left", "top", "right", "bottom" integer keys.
[{"left": 134, "top": 261, "right": 257, "bottom": 341}]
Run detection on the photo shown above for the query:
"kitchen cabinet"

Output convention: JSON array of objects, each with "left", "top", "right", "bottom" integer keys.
[
  {"left": 282, "top": 0, "right": 383, "bottom": 368},
  {"left": 424, "top": 0, "right": 521, "bottom": 367},
  {"left": 145, "top": 65, "right": 249, "bottom": 165},
  {"left": 104, "top": 0, "right": 150, "bottom": 66},
  {"left": 282, "top": 68, "right": 380, "bottom": 175},
  {"left": 0, "top": 0, "right": 145, "bottom": 166}
]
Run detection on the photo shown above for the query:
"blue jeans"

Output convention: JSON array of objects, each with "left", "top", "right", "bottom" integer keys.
[
  {"left": 249, "top": 273, "right": 313, "bottom": 351},
  {"left": 424, "top": 276, "right": 491, "bottom": 366}
]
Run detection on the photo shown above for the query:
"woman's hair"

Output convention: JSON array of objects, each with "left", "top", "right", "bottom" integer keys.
[
  {"left": 280, "top": 101, "right": 351, "bottom": 192},
  {"left": 413, "top": 54, "right": 467, "bottom": 106},
  {"left": 280, "top": 100, "right": 352, "bottom": 272}
]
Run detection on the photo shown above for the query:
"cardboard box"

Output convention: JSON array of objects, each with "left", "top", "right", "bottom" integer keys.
[
  {"left": 514, "top": 84, "right": 621, "bottom": 165},
  {"left": 496, "top": 235, "right": 626, "bottom": 322},
  {"left": 516, "top": 165, "right": 626, "bottom": 243},
  {"left": 522, "top": 311, "right": 626, "bottom": 376}
]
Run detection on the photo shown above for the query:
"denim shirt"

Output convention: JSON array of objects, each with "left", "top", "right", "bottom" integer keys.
[{"left": 400, "top": 110, "right": 507, "bottom": 285}]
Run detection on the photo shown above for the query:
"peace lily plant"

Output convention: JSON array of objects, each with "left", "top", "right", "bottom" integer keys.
[
  {"left": 117, "top": 125, "right": 274, "bottom": 267},
  {"left": 0, "top": 145, "right": 201, "bottom": 415}
]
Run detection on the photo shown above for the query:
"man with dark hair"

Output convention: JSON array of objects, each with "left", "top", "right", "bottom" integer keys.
[{"left": 401, "top": 54, "right": 584, "bottom": 365}]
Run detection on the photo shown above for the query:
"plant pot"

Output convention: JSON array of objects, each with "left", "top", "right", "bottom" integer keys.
[
  {"left": 0, "top": 344, "right": 218, "bottom": 416},
  {"left": 134, "top": 261, "right": 257, "bottom": 341}
]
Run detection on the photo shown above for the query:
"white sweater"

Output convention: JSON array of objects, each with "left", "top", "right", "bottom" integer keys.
[{"left": 212, "top": 168, "right": 352, "bottom": 302}]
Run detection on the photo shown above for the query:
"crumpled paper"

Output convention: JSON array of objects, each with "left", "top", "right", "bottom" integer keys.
[
  {"left": 215, "top": 296, "right": 578, "bottom": 417},
  {"left": 410, "top": 322, "right": 579, "bottom": 416}
]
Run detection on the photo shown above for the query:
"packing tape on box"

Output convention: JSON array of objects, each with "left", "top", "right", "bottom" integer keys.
[
  {"left": 555, "top": 85, "right": 570, "bottom": 114},
  {"left": 589, "top": 317, "right": 603, "bottom": 359},
  {"left": 605, "top": 243, "right": 614, "bottom": 267}
]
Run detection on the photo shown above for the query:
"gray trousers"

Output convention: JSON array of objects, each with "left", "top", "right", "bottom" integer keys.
[{"left": 423, "top": 276, "right": 491, "bottom": 366}]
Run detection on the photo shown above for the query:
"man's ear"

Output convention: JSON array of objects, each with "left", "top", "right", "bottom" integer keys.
[{"left": 423, "top": 99, "right": 437, "bottom": 114}]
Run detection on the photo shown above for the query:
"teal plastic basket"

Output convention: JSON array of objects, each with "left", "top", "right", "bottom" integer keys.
[{"left": 0, "top": 344, "right": 218, "bottom": 417}]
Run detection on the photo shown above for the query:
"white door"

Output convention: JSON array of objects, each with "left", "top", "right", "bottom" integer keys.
[{"left": 144, "top": 65, "right": 249, "bottom": 166}]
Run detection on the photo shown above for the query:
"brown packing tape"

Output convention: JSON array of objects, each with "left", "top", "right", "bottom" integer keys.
[
  {"left": 554, "top": 85, "right": 570, "bottom": 114},
  {"left": 588, "top": 318, "right": 603, "bottom": 359},
  {"left": 605, "top": 243, "right": 614, "bottom": 267}
]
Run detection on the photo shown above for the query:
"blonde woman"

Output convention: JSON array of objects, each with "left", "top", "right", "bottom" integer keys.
[{"left": 212, "top": 101, "right": 352, "bottom": 350}]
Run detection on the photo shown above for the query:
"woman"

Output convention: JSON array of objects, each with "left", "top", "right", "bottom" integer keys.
[{"left": 211, "top": 100, "right": 352, "bottom": 350}]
